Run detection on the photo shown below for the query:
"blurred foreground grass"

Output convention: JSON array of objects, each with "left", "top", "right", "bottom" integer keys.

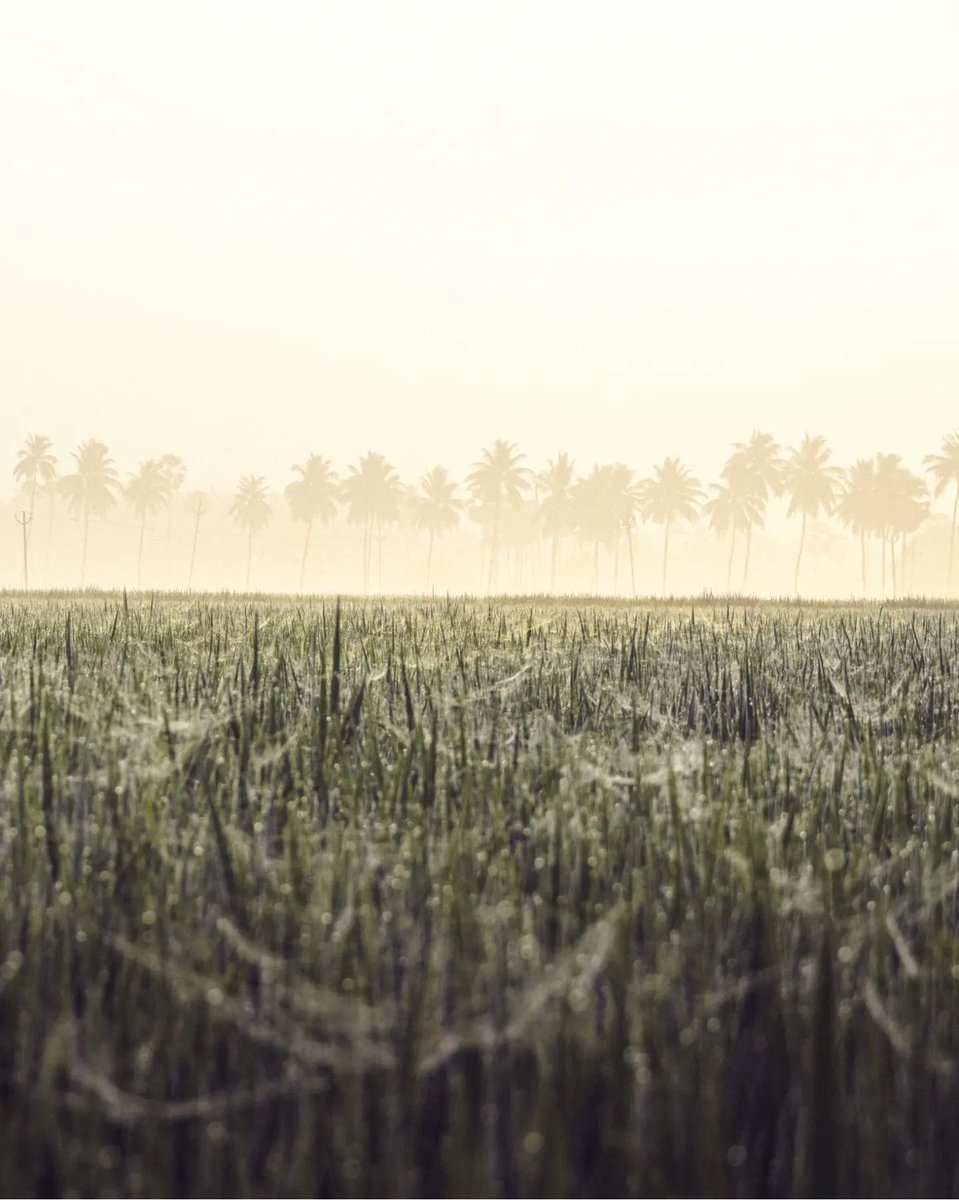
[{"left": 1, "top": 594, "right": 958, "bottom": 1197}]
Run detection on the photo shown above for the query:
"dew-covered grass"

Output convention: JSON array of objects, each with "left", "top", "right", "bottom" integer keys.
[{"left": 1, "top": 593, "right": 958, "bottom": 1197}]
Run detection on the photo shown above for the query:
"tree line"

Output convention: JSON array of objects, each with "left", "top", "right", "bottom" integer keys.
[{"left": 10, "top": 430, "right": 959, "bottom": 595}]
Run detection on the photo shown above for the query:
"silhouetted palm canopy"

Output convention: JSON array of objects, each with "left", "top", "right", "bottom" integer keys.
[
  {"left": 415, "top": 467, "right": 462, "bottom": 537},
  {"left": 783, "top": 434, "right": 842, "bottom": 591},
  {"left": 837, "top": 458, "right": 878, "bottom": 594},
  {"left": 231, "top": 475, "right": 272, "bottom": 532},
  {"left": 467, "top": 440, "right": 531, "bottom": 587},
  {"left": 728, "top": 429, "right": 784, "bottom": 500},
  {"left": 838, "top": 456, "right": 928, "bottom": 596},
  {"left": 537, "top": 453, "right": 577, "bottom": 538},
  {"left": 536, "top": 452, "right": 577, "bottom": 591},
  {"left": 231, "top": 475, "right": 272, "bottom": 588},
  {"left": 158, "top": 454, "right": 187, "bottom": 496},
  {"left": 639, "top": 457, "right": 702, "bottom": 524},
  {"left": 342, "top": 452, "right": 402, "bottom": 589},
  {"left": 639, "top": 457, "right": 703, "bottom": 594},
  {"left": 59, "top": 440, "right": 119, "bottom": 521},
  {"left": 285, "top": 454, "right": 339, "bottom": 589},
  {"left": 126, "top": 460, "right": 170, "bottom": 586},
  {"left": 704, "top": 466, "right": 766, "bottom": 591},
  {"left": 713, "top": 432, "right": 782, "bottom": 590},
  {"left": 126, "top": 460, "right": 170, "bottom": 519},
  {"left": 414, "top": 466, "right": 463, "bottom": 586},
  {"left": 59, "top": 439, "right": 120, "bottom": 585},
  {"left": 924, "top": 430, "right": 959, "bottom": 590},
  {"left": 286, "top": 455, "right": 339, "bottom": 525},
  {"left": 14, "top": 434, "right": 57, "bottom": 517},
  {"left": 574, "top": 463, "right": 640, "bottom": 591}
]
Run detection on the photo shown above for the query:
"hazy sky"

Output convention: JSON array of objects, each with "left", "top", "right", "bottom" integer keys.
[{"left": 2, "top": 0, "right": 957, "bottom": 491}]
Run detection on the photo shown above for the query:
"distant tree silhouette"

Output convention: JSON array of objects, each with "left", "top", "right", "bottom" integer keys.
[
  {"left": 158, "top": 454, "right": 187, "bottom": 568},
  {"left": 783, "top": 435, "right": 842, "bottom": 593},
  {"left": 924, "top": 431, "right": 959, "bottom": 593},
  {"left": 14, "top": 434, "right": 57, "bottom": 530},
  {"left": 414, "top": 467, "right": 462, "bottom": 588},
  {"left": 536, "top": 453, "right": 577, "bottom": 592},
  {"left": 126, "top": 459, "right": 170, "bottom": 587},
  {"left": 59, "top": 439, "right": 120, "bottom": 586},
  {"left": 837, "top": 459, "right": 879, "bottom": 596},
  {"left": 704, "top": 467, "right": 766, "bottom": 592},
  {"left": 573, "top": 464, "right": 639, "bottom": 592},
  {"left": 467, "top": 441, "right": 531, "bottom": 589},
  {"left": 639, "top": 457, "right": 702, "bottom": 596},
  {"left": 722, "top": 431, "right": 783, "bottom": 589},
  {"left": 341, "top": 452, "right": 402, "bottom": 591},
  {"left": 186, "top": 492, "right": 207, "bottom": 592},
  {"left": 285, "top": 454, "right": 339, "bottom": 590},
  {"left": 873, "top": 455, "right": 927, "bottom": 597},
  {"left": 230, "top": 475, "right": 272, "bottom": 590}
]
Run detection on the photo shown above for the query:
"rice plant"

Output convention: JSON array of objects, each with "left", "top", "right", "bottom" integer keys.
[{"left": 0, "top": 594, "right": 957, "bottom": 1197}]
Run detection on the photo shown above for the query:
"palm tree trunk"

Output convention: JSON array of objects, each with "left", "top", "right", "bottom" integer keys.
[
  {"left": 594, "top": 540, "right": 600, "bottom": 592},
  {"left": 299, "top": 520, "right": 312, "bottom": 591},
  {"left": 137, "top": 512, "right": 146, "bottom": 588},
  {"left": 950, "top": 484, "right": 959, "bottom": 594},
  {"left": 550, "top": 537, "right": 558, "bottom": 592},
  {"left": 794, "top": 513, "right": 807, "bottom": 595},
  {"left": 626, "top": 525, "right": 636, "bottom": 597},
  {"left": 661, "top": 519, "right": 670, "bottom": 597},
  {"left": 613, "top": 535, "right": 620, "bottom": 592},
  {"left": 889, "top": 534, "right": 897, "bottom": 598},
  {"left": 46, "top": 489, "right": 56, "bottom": 579},
  {"left": 727, "top": 528, "right": 736, "bottom": 591},
  {"left": 426, "top": 529, "right": 434, "bottom": 589},
  {"left": 860, "top": 531, "right": 866, "bottom": 597},
  {"left": 488, "top": 509, "right": 500, "bottom": 591},
  {"left": 881, "top": 535, "right": 887, "bottom": 597},
  {"left": 246, "top": 528, "right": 253, "bottom": 590},
  {"left": 166, "top": 501, "right": 173, "bottom": 577},
  {"left": 742, "top": 521, "right": 753, "bottom": 592},
  {"left": 362, "top": 519, "right": 371, "bottom": 592},
  {"left": 188, "top": 507, "right": 202, "bottom": 592},
  {"left": 81, "top": 506, "right": 90, "bottom": 587},
  {"left": 900, "top": 532, "right": 906, "bottom": 596}
]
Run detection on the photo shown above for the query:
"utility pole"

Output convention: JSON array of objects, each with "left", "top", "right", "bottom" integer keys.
[
  {"left": 15, "top": 510, "right": 32, "bottom": 591},
  {"left": 188, "top": 498, "right": 206, "bottom": 592}
]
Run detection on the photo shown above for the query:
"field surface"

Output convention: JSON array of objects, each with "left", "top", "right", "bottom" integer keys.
[{"left": 1, "top": 595, "right": 958, "bottom": 1198}]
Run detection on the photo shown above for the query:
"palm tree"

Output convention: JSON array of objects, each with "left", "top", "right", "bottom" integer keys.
[
  {"left": 573, "top": 464, "right": 639, "bottom": 593},
  {"left": 58, "top": 439, "right": 120, "bottom": 586},
  {"left": 126, "top": 459, "right": 170, "bottom": 587},
  {"left": 703, "top": 469, "right": 766, "bottom": 592},
  {"left": 723, "top": 431, "right": 783, "bottom": 590},
  {"left": 639, "top": 457, "right": 703, "bottom": 596},
  {"left": 837, "top": 458, "right": 879, "bottom": 596},
  {"left": 467, "top": 441, "right": 531, "bottom": 589},
  {"left": 230, "top": 476, "right": 272, "bottom": 590},
  {"left": 924, "top": 431, "right": 959, "bottom": 593},
  {"left": 873, "top": 455, "right": 927, "bottom": 597},
  {"left": 413, "top": 467, "right": 462, "bottom": 588},
  {"left": 783, "top": 435, "right": 842, "bottom": 593},
  {"left": 158, "top": 454, "right": 187, "bottom": 572},
  {"left": 285, "top": 455, "right": 339, "bottom": 590},
  {"left": 14, "top": 434, "right": 57, "bottom": 529},
  {"left": 341, "top": 452, "right": 402, "bottom": 591},
  {"left": 186, "top": 492, "right": 207, "bottom": 592},
  {"left": 536, "top": 453, "right": 577, "bottom": 592}
]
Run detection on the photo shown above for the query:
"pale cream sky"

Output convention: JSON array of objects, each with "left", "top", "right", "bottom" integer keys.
[{"left": 1, "top": 0, "right": 957, "bottom": 492}]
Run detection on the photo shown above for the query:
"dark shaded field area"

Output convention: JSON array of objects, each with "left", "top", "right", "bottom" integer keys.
[{"left": 1, "top": 594, "right": 958, "bottom": 1197}]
